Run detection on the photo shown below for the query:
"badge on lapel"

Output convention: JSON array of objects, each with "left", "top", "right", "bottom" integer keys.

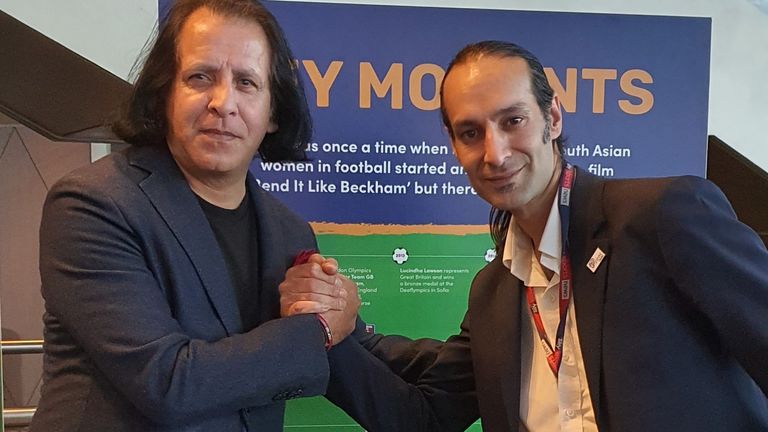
[{"left": 587, "top": 247, "right": 606, "bottom": 273}]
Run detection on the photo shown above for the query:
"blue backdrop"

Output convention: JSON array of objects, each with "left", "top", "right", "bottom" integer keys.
[{"left": 157, "top": 0, "right": 711, "bottom": 225}]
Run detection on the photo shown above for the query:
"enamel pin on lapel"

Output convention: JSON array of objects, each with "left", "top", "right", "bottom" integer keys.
[{"left": 587, "top": 247, "right": 606, "bottom": 273}]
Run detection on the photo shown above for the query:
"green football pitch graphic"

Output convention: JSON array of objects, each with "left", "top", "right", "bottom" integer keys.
[{"left": 284, "top": 232, "right": 491, "bottom": 431}]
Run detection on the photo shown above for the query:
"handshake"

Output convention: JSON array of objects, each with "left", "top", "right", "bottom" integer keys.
[{"left": 278, "top": 253, "right": 361, "bottom": 347}]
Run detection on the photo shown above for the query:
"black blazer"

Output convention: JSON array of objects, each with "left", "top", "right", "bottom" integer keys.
[
  {"left": 32, "top": 144, "right": 330, "bottom": 432},
  {"left": 329, "top": 168, "right": 768, "bottom": 431}
]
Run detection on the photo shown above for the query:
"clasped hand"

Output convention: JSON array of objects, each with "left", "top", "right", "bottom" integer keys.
[{"left": 279, "top": 254, "right": 360, "bottom": 345}]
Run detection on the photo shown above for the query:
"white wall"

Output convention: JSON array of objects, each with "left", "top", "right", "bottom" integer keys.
[{"left": 2, "top": 0, "right": 767, "bottom": 171}]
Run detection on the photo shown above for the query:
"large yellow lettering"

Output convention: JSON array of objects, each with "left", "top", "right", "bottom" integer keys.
[
  {"left": 359, "top": 62, "right": 403, "bottom": 109},
  {"left": 619, "top": 69, "right": 654, "bottom": 115},
  {"left": 409, "top": 63, "right": 444, "bottom": 111},
  {"left": 544, "top": 67, "right": 578, "bottom": 113},
  {"left": 582, "top": 68, "right": 618, "bottom": 114},
  {"left": 302, "top": 60, "right": 343, "bottom": 108}
]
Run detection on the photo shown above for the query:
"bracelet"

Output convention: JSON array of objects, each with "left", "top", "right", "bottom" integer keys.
[{"left": 315, "top": 314, "right": 333, "bottom": 351}]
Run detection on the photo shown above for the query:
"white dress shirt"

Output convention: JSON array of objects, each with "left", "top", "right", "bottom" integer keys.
[{"left": 502, "top": 197, "right": 598, "bottom": 432}]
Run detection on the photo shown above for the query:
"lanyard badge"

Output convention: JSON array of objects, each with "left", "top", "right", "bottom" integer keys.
[{"left": 525, "top": 162, "right": 575, "bottom": 379}]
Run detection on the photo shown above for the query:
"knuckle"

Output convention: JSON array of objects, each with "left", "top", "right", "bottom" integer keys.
[{"left": 309, "top": 263, "right": 324, "bottom": 277}]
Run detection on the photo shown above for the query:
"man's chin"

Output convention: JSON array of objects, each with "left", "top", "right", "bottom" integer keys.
[{"left": 487, "top": 197, "right": 518, "bottom": 213}]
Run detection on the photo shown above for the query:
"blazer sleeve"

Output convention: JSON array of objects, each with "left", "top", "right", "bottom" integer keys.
[
  {"left": 325, "top": 317, "right": 479, "bottom": 431},
  {"left": 656, "top": 176, "right": 768, "bottom": 395},
  {"left": 39, "top": 174, "right": 329, "bottom": 425}
]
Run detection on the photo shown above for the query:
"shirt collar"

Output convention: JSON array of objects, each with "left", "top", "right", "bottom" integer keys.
[{"left": 502, "top": 194, "right": 562, "bottom": 287}]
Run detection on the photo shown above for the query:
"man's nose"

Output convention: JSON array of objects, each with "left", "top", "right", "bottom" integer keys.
[
  {"left": 483, "top": 126, "right": 509, "bottom": 166},
  {"left": 208, "top": 81, "right": 237, "bottom": 117}
]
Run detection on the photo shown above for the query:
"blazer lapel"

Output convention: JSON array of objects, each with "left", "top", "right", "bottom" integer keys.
[
  {"left": 475, "top": 260, "right": 524, "bottom": 431},
  {"left": 500, "top": 280, "right": 524, "bottom": 432},
  {"left": 568, "top": 167, "right": 611, "bottom": 423},
  {"left": 247, "top": 175, "right": 288, "bottom": 324},
  {"left": 128, "top": 145, "right": 243, "bottom": 335}
]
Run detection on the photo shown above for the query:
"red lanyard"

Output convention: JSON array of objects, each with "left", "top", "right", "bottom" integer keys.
[{"left": 524, "top": 163, "right": 575, "bottom": 379}]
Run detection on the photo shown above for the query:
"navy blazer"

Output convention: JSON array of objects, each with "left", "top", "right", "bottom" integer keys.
[
  {"left": 329, "top": 168, "right": 768, "bottom": 431},
  {"left": 32, "top": 144, "right": 330, "bottom": 432}
]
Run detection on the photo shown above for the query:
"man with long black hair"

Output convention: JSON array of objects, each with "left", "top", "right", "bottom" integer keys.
[{"left": 32, "top": 1, "right": 360, "bottom": 430}]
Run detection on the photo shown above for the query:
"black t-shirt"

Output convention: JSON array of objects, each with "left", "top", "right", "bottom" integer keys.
[{"left": 197, "top": 189, "right": 260, "bottom": 330}]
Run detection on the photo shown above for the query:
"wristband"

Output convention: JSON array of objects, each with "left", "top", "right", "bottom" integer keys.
[
  {"left": 292, "top": 249, "right": 317, "bottom": 266},
  {"left": 315, "top": 314, "right": 333, "bottom": 351}
]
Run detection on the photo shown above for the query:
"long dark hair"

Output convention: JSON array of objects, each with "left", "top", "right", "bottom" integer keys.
[{"left": 113, "top": 0, "right": 311, "bottom": 162}]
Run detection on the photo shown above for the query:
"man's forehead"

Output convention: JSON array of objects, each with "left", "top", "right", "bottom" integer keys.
[
  {"left": 448, "top": 55, "right": 530, "bottom": 88},
  {"left": 176, "top": 7, "right": 267, "bottom": 48},
  {"left": 178, "top": 7, "right": 215, "bottom": 41},
  {"left": 442, "top": 55, "right": 535, "bottom": 119},
  {"left": 173, "top": 8, "right": 271, "bottom": 69}
]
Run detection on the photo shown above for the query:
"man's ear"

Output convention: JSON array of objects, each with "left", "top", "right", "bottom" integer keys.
[{"left": 549, "top": 94, "right": 563, "bottom": 141}]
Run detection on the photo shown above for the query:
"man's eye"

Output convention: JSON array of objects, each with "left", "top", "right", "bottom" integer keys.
[
  {"left": 238, "top": 78, "right": 261, "bottom": 90},
  {"left": 502, "top": 116, "right": 523, "bottom": 128},
  {"left": 188, "top": 73, "right": 209, "bottom": 82},
  {"left": 460, "top": 129, "right": 478, "bottom": 140},
  {"left": 185, "top": 73, "right": 212, "bottom": 88}
]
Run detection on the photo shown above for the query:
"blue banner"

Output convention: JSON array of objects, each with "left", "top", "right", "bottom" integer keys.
[
  {"left": 252, "top": 2, "right": 710, "bottom": 225},
  {"left": 157, "top": 0, "right": 710, "bottom": 225}
]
